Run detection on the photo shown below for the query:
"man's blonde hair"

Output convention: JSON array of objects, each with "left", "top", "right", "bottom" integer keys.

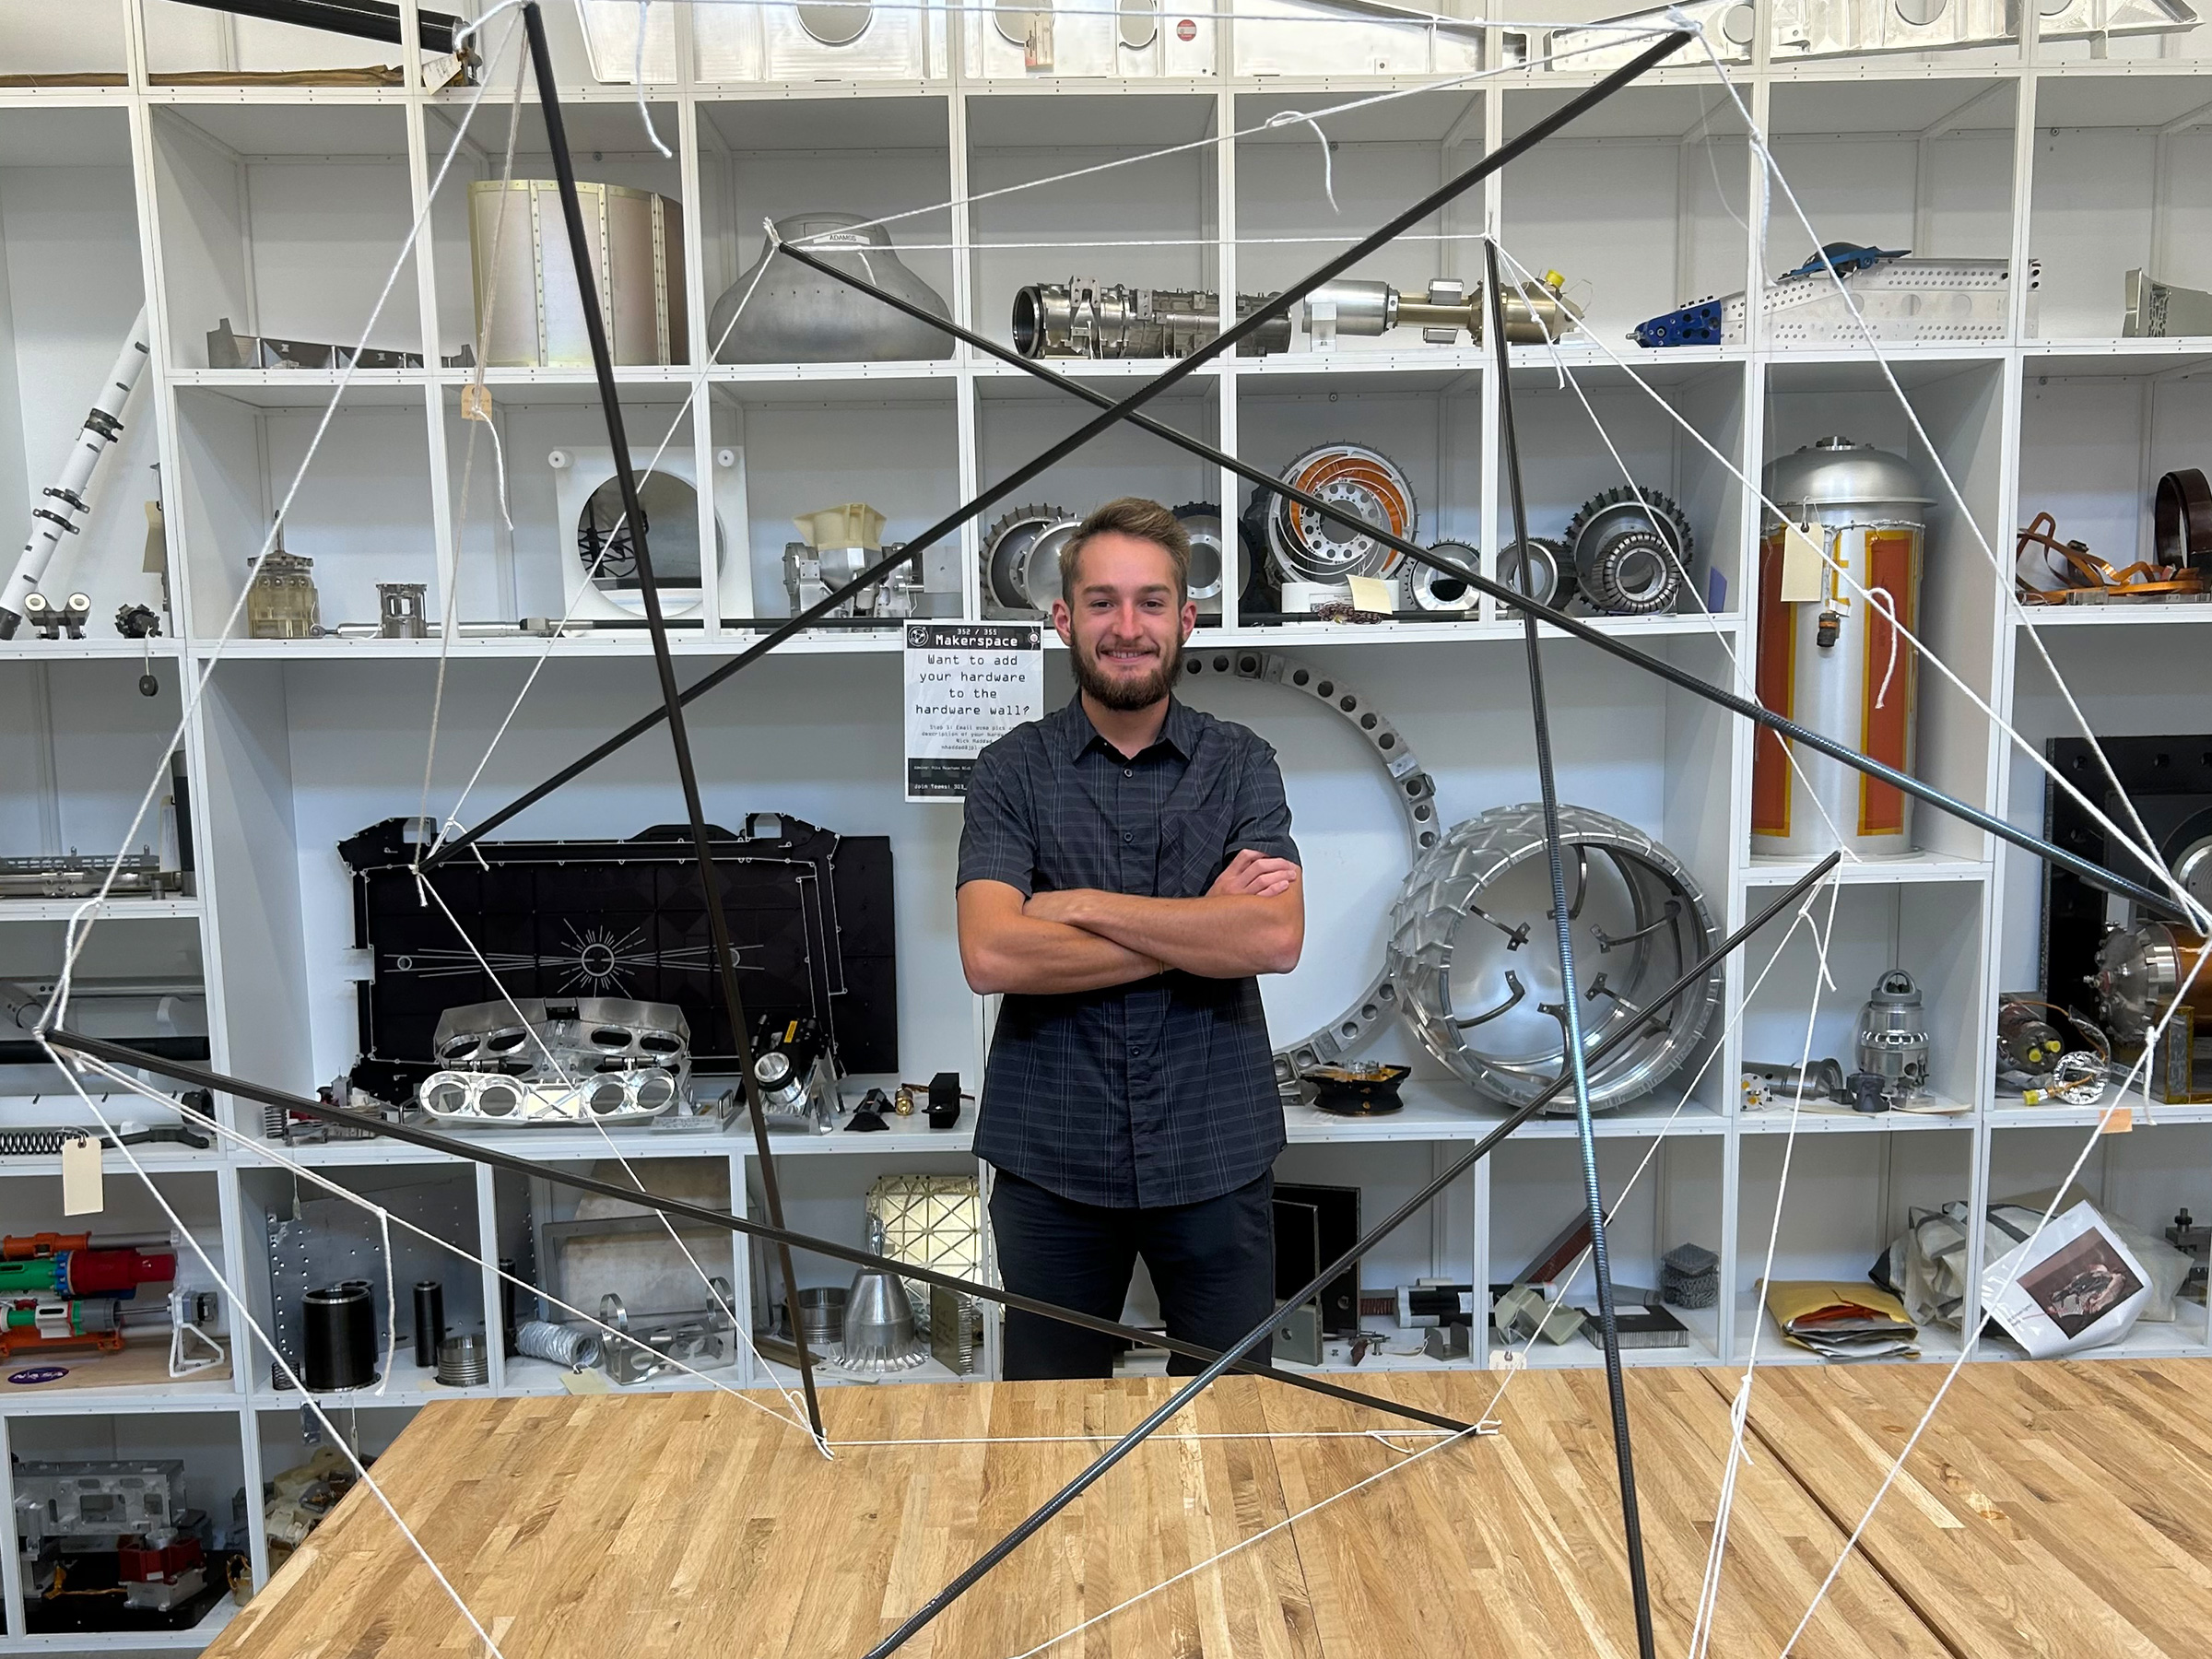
[{"left": 1060, "top": 497, "right": 1191, "bottom": 605}]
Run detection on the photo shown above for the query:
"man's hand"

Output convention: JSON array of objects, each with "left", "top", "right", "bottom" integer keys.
[{"left": 1210, "top": 848, "right": 1300, "bottom": 900}]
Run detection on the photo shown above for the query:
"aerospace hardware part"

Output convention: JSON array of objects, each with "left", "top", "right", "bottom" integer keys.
[
  {"left": 514, "top": 1318, "right": 602, "bottom": 1370},
  {"left": 2124, "top": 269, "right": 2212, "bottom": 339},
  {"left": 1178, "top": 649, "right": 1441, "bottom": 1088},
  {"left": 1495, "top": 535, "right": 1565, "bottom": 609},
  {"left": 782, "top": 541, "right": 935, "bottom": 619},
  {"left": 1633, "top": 246, "right": 2034, "bottom": 347},
  {"left": 1752, "top": 437, "right": 1929, "bottom": 859},
  {"left": 712, "top": 214, "right": 951, "bottom": 364},
  {"left": 19, "top": 590, "right": 90, "bottom": 640},
  {"left": 1228, "top": 0, "right": 1484, "bottom": 77},
  {"left": 2157, "top": 468, "right": 2212, "bottom": 571},
  {"left": 1388, "top": 803, "right": 1724, "bottom": 1114},
  {"left": 0, "top": 853, "right": 184, "bottom": 901},
  {"left": 1410, "top": 542, "right": 1480, "bottom": 614},
  {"left": 206, "top": 317, "right": 471, "bottom": 371},
  {"left": 1011, "top": 279, "right": 1290, "bottom": 359},
  {"left": 376, "top": 582, "right": 428, "bottom": 638},
  {"left": 3, "top": 308, "right": 148, "bottom": 640},
  {"left": 1854, "top": 970, "right": 1931, "bottom": 1110},
  {"left": 2095, "top": 924, "right": 2211, "bottom": 1047},
  {"left": 2016, "top": 511, "right": 2204, "bottom": 606},
  {"left": 980, "top": 502, "right": 1081, "bottom": 618},
  {"left": 1302, "top": 273, "right": 1582, "bottom": 349},
  {"left": 418, "top": 1068, "right": 683, "bottom": 1126},
  {"left": 14, "top": 1461, "right": 192, "bottom": 1551},
  {"left": 431, "top": 995, "right": 692, "bottom": 1095},
  {"left": 964, "top": 0, "right": 1215, "bottom": 76},
  {"left": 754, "top": 1013, "right": 844, "bottom": 1133},
  {"left": 340, "top": 815, "right": 896, "bottom": 1103},
  {"left": 300, "top": 1280, "right": 377, "bottom": 1392},
  {"left": 867, "top": 1173, "right": 982, "bottom": 1332},
  {"left": 469, "top": 180, "right": 686, "bottom": 368},
  {"left": 1249, "top": 443, "right": 1418, "bottom": 586},
  {"left": 1563, "top": 487, "right": 1690, "bottom": 616},
  {"left": 115, "top": 602, "right": 160, "bottom": 639},
  {"left": 1994, "top": 996, "right": 2109, "bottom": 1107},
  {"left": 1302, "top": 1061, "right": 1409, "bottom": 1114},
  {"left": 1173, "top": 501, "right": 1229, "bottom": 615},
  {"left": 435, "top": 1330, "right": 490, "bottom": 1385},
  {"left": 246, "top": 542, "right": 321, "bottom": 640},
  {"left": 551, "top": 444, "right": 728, "bottom": 623},
  {"left": 601, "top": 1281, "right": 736, "bottom": 1383},
  {"left": 840, "top": 1266, "right": 926, "bottom": 1372},
  {"left": 1554, "top": 0, "right": 2198, "bottom": 72}
]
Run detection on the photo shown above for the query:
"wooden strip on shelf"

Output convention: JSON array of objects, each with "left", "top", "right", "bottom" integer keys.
[
  {"left": 201, "top": 1369, "right": 1949, "bottom": 1658},
  {"left": 1714, "top": 1358, "right": 2212, "bottom": 1659}
]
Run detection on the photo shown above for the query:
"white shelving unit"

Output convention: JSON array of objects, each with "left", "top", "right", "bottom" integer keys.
[{"left": 4, "top": 2, "right": 2210, "bottom": 1651}]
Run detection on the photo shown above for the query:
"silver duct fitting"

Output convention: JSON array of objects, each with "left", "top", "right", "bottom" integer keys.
[
  {"left": 1410, "top": 542, "right": 1481, "bottom": 614},
  {"left": 1495, "top": 535, "right": 1565, "bottom": 609},
  {"left": 1853, "top": 970, "right": 1931, "bottom": 1109},
  {"left": 1302, "top": 273, "right": 1582, "bottom": 350},
  {"left": 980, "top": 503, "right": 1081, "bottom": 618},
  {"left": 1388, "top": 803, "right": 1724, "bottom": 1114},
  {"left": 1011, "top": 278, "right": 1291, "bottom": 359},
  {"left": 713, "top": 213, "right": 953, "bottom": 363}
]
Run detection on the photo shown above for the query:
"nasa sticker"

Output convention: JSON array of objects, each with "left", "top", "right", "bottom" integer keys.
[
  {"left": 8, "top": 1367, "right": 69, "bottom": 1387},
  {"left": 1176, "top": 18, "right": 1195, "bottom": 39}
]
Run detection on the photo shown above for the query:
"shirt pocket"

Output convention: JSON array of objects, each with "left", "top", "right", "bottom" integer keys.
[{"left": 1158, "top": 795, "right": 1237, "bottom": 898}]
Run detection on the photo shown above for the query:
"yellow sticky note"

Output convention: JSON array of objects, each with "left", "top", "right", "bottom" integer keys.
[
  {"left": 1346, "top": 574, "right": 1395, "bottom": 616},
  {"left": 1780, "top": 523, "right": 1824, "bottom": 603},
  {"left": 61, "top": 1135, "right": 104, "bottom": 1215}
]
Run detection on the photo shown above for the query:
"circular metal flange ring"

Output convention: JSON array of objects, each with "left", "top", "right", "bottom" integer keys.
[
  {"left": 1387, "top": 803, "right": 1723, "bottom": 1114},
  {"left": 1179, "top": 647, "right": 1441, "bottom": 1088}
]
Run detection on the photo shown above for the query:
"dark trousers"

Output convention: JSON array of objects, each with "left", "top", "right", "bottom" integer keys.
[{"left": 989, "top": 1168, "right": 1275, "bottom": 1381}]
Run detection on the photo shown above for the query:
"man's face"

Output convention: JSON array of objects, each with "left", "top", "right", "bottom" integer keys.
[{"left": 1053, "top": 531, "right": 1197, "bottom": 712}]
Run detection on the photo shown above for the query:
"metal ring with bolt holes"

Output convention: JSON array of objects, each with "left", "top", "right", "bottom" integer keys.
[
  {"left": 1178, "top": 648, "right": 1440, "bottom": 1088},
  {"left": 1387, "top": 802, "right": 1722, "bottom": 1114}
]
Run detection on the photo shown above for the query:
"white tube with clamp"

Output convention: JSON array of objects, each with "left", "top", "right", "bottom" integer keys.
[{"left": 0, "top": 305, "right": 151, "bottom": 639}]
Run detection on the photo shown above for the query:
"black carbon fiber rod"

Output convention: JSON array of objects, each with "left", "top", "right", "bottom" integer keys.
[
  {"left": 1488, "top": 236, "right": 1654, "bottom": 1659},
  {"left": 522, "top": 0, "right": 822, "bottom": 1440},
  {"left": 418, "top": 29, "right": 1694, "bottom": 874}
]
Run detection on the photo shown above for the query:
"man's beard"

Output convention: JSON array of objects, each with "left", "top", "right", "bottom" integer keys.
[{"left": 1071, "top": 630, "right": 1181, "bottom": 712}]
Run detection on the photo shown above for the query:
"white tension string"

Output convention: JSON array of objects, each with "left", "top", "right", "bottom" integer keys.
[{"left": 28, "top": 8, "right": 2201, "bottom": 1655}]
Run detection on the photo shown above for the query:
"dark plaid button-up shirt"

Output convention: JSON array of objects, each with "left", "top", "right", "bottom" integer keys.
[{"left": 958, "top": 692, "right": 1299, "bottom": 1209}]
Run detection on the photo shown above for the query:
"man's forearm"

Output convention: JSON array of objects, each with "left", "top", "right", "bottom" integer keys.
[
  {"left": 1049, "top": 889, "right": 1301, "bottom": 978},
  {"left": 965, "top": 914, "right": 1165, "bottom": 995}
]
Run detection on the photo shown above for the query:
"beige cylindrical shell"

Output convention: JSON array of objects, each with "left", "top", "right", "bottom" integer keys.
[{"left": 468, "top": 180, "right": 687, "bottom": 368}]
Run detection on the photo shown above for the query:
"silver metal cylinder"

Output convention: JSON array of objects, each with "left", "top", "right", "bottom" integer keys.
[
  {"left": 1303, "top": 278, "right": 1394, "bottom": 336},
  {"left": 1753, "top": 437, "right": 1930, "bottom": 859},
  {"left": 1853, "top": 970, "right": 1931, "bottom": 1107}
]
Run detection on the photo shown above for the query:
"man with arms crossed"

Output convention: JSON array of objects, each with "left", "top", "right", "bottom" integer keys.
[{"left": 957, "top": 496, "right": 1305, "bottom": 1379}]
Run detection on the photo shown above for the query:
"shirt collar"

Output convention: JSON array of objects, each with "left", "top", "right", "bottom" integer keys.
[{"left": 1062, "top": 690, "right": 1197, "bottom": 763}]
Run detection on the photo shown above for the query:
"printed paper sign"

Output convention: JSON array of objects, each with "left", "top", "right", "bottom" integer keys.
[{"left": 905, "top": 622, "right": 1042, "bottom": 800}]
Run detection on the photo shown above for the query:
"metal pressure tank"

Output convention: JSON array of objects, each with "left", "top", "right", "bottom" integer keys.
[{"left": 1752, "top": 437, "right": 1931, "bottom": 859}]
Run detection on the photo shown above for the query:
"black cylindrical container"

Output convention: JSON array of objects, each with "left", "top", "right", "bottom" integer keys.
[
  {"left": 301, "top": 1279, "right": 377, "bottom": 1392},
  {"left": 412, "top": 1279, "right": 446, "bottom": 1368},
  {"left": 498, "top": 1256, "right": 519, "bottom": 1357}
]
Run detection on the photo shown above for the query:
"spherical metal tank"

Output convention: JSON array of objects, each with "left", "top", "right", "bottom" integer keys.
[
  {"left": 710, "top": 213, "right": 953, "bottom": 364},
  {"left": 1752, "top": 436, "right": 1931, "bottom": 860}
]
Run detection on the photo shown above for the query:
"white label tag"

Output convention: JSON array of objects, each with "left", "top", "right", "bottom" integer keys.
[
  {"left": 1346, "top": 574, "right": 1395, "bottom": 616},
  {"left": 1780, "top": 523, "right": 1824, "bottom": 603},
  {"left": 558, "top": 1367, "right": 614, "bottom": 1394},
  {"left": 61, "top": 1135, "right": 103, "bottom": 1215}
]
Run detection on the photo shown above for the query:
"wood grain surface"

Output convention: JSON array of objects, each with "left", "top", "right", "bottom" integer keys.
[
  {"left": 201, "top": 1367, "right": 1956, "bottom": 1659},
  {"left": 1715, "top": 1358, "right": 2212, "bottom": 1659}
]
